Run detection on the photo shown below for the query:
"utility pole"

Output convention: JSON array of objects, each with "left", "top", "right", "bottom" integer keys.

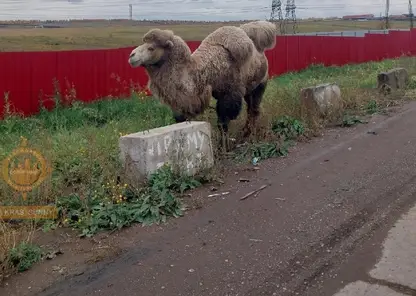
[
  {"left": 129, "top": 4, "right": 133, "bottom": 20},
  {"left": 270, "top": 0, "right": 284, "bottom": 34},
  {"left": 409, "top": 0, "right": 414, "bottom": 29},
  {"left": 385, "top": 0, "right": 390, "bottom": 29},
  {"left": 284, "top": 0, "right": 298, "bottom": 34}
]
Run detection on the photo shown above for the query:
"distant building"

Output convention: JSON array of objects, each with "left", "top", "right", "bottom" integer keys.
[
  {"left": 390, "top": 14, "right": 408, "bottom": 20},
  {"left": 342, "top": 14, "right": 375, "bottom": 20}
]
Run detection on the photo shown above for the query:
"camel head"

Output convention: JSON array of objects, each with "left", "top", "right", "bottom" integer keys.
[{"left": 128, "top": 29, "right": 175, "bottom": 68}]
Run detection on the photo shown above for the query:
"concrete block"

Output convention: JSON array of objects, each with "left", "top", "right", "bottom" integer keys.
[
  {"left": 119, "top": 121, "right": 214, "bottom": 182},
  {"left": 300, "top": 83, "right": 343, "bottom": 122},
  {"left": 377, "top": 67, "right": 409, "bottom": 94}
]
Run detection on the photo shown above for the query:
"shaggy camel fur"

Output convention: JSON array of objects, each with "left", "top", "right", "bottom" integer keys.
[{"left": 128, "top": 21, "right": 277, "bottom": 145}]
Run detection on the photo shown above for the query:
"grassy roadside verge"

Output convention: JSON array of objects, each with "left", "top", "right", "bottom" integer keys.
[{"left": 1, "top": 56, "right": 415, "bottom": 281}]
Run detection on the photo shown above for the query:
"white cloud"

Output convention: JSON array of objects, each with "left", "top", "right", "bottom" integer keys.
[{"left": 0, "top": 0, "right": 411, "bottom": 21}]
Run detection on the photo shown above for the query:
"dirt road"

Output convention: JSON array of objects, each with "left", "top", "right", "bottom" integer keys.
[{"left": 5, "top": 102, "right": 416, "bottom": 296}]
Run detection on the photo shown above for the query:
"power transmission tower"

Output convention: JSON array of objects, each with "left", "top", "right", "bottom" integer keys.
[
  {"left": 270, "top": 0, "right": 284, "bottom": 34},
  {"left": 385, "top": 0, "right": 390, "bottom": 29},
  {"left": 409, "top": 0, "right": 414, "bottom": 29},
  {"left": 129, "top": 4, "right": 133, "bottom": 20},
  {"left": 291, "top": 0, "right": 298, "bottom": 34},
  {"left": 284, "top": 0, "right": 298, "bottom": 34}
]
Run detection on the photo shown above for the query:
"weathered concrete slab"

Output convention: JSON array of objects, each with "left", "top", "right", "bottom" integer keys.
[
  {"left": 119, "top": 121, "right": 214, "bottom": 181},
  {"left": 333, "top": 281, "right": 405, "bottom": 296},
  {"left": 369, "top": 203, "right": 416, "bottom": 289},
  {"left": 300, "top": 83, "right": 343, "bottom": 123},
  {"left": 377, "top": 67, "right": 409, "bottom": 94}
]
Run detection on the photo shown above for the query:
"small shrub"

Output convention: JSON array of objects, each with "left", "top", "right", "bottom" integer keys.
[
  {"left": 8, "top": 242, "right": 42, "bottom": 273},
  {"left": 55, "top": 164, "right": 203, "bottom": 238},
  {"left": 407, "top": 76, "right": 416, "bottom": 89},
  {"left": 271, "top": 115, "right": 305, "bottom": 140},
  {"left": 148, "top": 164, "right": 203, "bottom": 194},
  {"left": 366, "top": 99, "right": 379, "bottom": 114},
  {"left": 234, "top": 140, "right": 292, "bottom": 164},
  {"left": 341, "top": 114, "right": 366, "bottom": 127}
]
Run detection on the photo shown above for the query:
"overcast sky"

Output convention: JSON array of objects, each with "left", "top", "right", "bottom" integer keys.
[{"left": 0, "top": 0, "right": 411, "bottom": 21}]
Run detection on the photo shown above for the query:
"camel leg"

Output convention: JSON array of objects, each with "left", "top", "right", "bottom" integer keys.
[
  {"left": 215, "top": 91, "right": 243, "bottom": 152},
  {"left": 243, "top": 81, "right": 267, "bottom": 138},
  {"left": 173, "top": 111, "right": 187, "bottom": 123}
]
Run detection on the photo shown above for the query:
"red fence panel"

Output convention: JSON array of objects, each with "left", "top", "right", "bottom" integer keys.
[
  {"left": 411, "top": 29, "right": 416, "bottom": 55},
  {"left": 285, "top": 36, "right": 300, "bottom": 72},
  {"left": 25, "top": 51, "right": 57, "bottom": 114},
  {"left": 187, "top": 41, "right": 201, "bottom": 53},
  {"left": 0, "top": 29, "right": 415, "bottom": 118},
  {"left": 267, "top": 36, "right": 287, "bottom": 76},
  {"left": 3, "top": 52, "right": 34, "bottom": 116},
  {"left": 389, "top": 30, "right": 412, "bottom": 57},
  {"left": 309, "top": 36, "right": 325, "bottom": 65},
  {"left": 297, "top": 36, "right": 316, "bottom": 70},
  {"left": 349, "top": 36, "right": 366, "bottom": 64},
  {"left": 365, "top": 33, "right": 386, "bottom": 61}
]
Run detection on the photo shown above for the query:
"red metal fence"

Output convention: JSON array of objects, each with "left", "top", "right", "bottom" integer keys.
[{"left": 1, "top": 29, "right": 416, "bottom": 118}]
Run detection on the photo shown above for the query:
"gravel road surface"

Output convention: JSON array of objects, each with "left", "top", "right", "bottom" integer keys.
[{"left": 26, "top": 102, "right": 416, "bottom": 296}]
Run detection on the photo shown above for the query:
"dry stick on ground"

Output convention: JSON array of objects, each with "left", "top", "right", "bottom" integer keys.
[{"left": 240, "top": 184, "right": 269, "bottom": 200}]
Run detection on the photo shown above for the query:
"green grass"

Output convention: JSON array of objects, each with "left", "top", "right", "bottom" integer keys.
[{"left": 0, "top": 56, "right": 415, "bottom": 279}]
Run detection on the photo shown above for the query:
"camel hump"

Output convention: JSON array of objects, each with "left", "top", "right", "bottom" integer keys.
[
  {"left": 240, "top": 21, "right": 277, "bottom": 53},
  {"left": 201, "top": 26, "right": 254, "bottom": 66}
]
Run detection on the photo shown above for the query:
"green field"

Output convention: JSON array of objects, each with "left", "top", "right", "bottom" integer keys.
[{"left": 0, "top": 19, "right": 411, "bottom": 51}]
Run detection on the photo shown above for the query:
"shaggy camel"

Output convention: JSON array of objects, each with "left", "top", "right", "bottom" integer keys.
[{"left": 128, "top": 21, "right": 277, "bottom": 149}]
